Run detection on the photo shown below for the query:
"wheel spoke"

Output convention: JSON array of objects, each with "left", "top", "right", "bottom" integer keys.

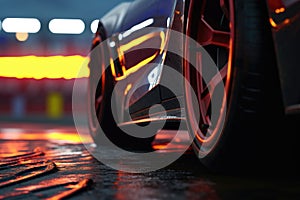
[
  {"left": 220, "top": 0, "right": 229, "bottom": 19},
  {"left": 200, "top": 92, "right": 211, "bottom": 123},
  {"left": 200, "top": 0, "right": 207, "bottom": 16},
  {"left": 200, "top": 63, "right": 228, "bottom": 119},
  {"left": 196, "top": 52, "right": 204, "bottom": 92},
  {"left": 95, "top": 95, "right": 103, "bottom": 113},
  {"left": 197, "top": 18, "right": 230, "bottom": 48},
  {"left": 196, "top": 54, "right": 207, "bottom": 123},
  {"left": 211, "top": 30, "right": 230, "bottom": 48},
  {"left": 204, "top": 63, "right": 228, "bottom": 93}
]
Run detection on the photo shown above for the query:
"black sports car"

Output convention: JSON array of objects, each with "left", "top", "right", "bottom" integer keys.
[{"left": 87, "top": 0, "right": 300, "bottom": 172}]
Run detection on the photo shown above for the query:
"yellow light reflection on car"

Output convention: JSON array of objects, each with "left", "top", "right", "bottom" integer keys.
[{"left": 113, "top": 31, "right": 166, "bottom": 81}]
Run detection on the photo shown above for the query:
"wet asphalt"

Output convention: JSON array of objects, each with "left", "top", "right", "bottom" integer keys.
[{"left": 0, "top": 122, "right": 299, "bottom": 200}]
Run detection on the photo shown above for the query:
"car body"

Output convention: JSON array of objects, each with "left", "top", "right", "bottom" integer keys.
[{"left": 88, "top": 0, "right": 300, "bottom": 171}]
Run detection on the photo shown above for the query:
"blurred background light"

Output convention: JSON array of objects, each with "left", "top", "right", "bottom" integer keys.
[
  {"left": 91, "top": 19, "right": 100, "bottom": 33},
  {"left": 49, "top": 19, "right": 85, "bottom": 34},
  {"left": 15, "top": 32, "right": 29, "bottom": 42},
  {"left": 0, "top": 55, "right": 89, "bottom": 79},
  {"left": 2, "top": 18, "right": 41, "bottom": 33},
  {"left": 0, "top": 0, "right": 132, "bottom": 120}
]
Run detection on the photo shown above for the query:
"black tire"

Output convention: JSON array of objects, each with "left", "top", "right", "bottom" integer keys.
[
  {"left": 184, "top": 0, "right": 284, "bottom": 173},
  {"left": 88, "top": 23, "right": 154, "bottom": 150}
]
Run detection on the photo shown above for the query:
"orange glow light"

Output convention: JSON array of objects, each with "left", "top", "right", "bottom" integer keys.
[
  {"left": 275, "top": 7, "right": 285, "bottom": 14},
  {"left": 269, "top": 17, "right": 290, "bottom": 29},
  {"left": 269, "top": 18, "right": 278, "bottom": 27},
  {"left": 0, "top": 55, "right": 89, "bottom": 79}
]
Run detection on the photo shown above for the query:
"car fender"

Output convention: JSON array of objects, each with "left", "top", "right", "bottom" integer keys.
[{"left": 100, "top": 2, "right": 132, "bottom": 38}]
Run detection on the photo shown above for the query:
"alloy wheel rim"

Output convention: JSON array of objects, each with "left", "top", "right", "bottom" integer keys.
[{"left": 184, "top": 0, "right": 234, "bottom": 152}]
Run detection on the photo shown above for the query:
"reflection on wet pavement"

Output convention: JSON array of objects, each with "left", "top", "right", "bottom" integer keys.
[
  {"left": 0, "top": 123, "right": 299, "bottom": 199},
  {"left": 0, "top": 138, "right": 94, "bottom": 199},
  {"left": 0, "top": 160, "right": 56, "bottom": 188}
]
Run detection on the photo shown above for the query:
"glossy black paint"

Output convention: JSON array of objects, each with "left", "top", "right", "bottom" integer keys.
[{"left": 101, "top": 0, "right": 176, "bottom": 37}]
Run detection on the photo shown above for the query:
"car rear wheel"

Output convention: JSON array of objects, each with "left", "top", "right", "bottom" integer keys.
[{"left": 184, "top": 0, "right": 284, "bottom": 172}]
